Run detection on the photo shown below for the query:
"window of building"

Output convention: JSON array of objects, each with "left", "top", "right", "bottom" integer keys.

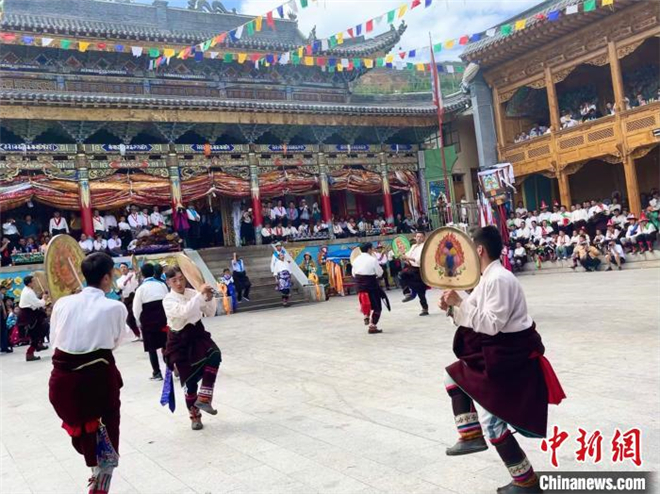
[{"left": 442, "top": 122, "right": 460, "bottom": 153}]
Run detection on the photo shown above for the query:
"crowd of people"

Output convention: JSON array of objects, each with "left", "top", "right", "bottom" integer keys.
[
  {"left": 238, "top": 198, "right": 430, "bottom": 246},
  {"left": 514, "top": 85, "right": 659, "bottom": 143},
  {"left": 506, "top": 190, "right": 659, "bottom": 273}
]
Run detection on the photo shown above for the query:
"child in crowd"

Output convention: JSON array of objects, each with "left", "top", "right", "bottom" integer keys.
[{"left": 218, "top": 268, "right": 238, "bottom": 313}]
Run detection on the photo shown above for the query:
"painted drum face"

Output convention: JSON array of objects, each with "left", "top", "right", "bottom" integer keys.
[
  {"left": 420, "top": 227, "right": 481, "bottom": 290},
  {"left": 45, "top": 234, "right": 86, "bottom": 302}
]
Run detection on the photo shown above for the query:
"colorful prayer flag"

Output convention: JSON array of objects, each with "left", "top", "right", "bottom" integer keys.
[
  {"left": 209, "top": 51, "right": 219, "bottom": 59},
  {"left": 266, "top": 11, "right": 275, "bottom": 28},
  {"left": 399, "top": 51, "right": 406, "bottom": 59},
  {"left": 387, "top": 9, "right": 396, "bottom": 23},
  {"left": 398, "top": 4, "right": 407, "bottom": 18},
  {"left": 238, "top": 53, "right": 247, "bottom": 63},
  {"left": 385, "top": 54, "right": 394, "bottom": 63},
  {"left": 41, "top": 37, "right": 54, "bottom": 47},
  {"left": 194, "top": 51, "right": 203, "bottom": 62},
  {"left": 329, "top": 35, "right": 337, "bottom": 48},
  {"left": 566, "top": 4, "right": 578, "bottom": 14},
  {"left": 416, "top": 63, "right": 425, "bottom": 71},
  {"left": 297, "top": 47, "right": 304, "bottom": 57},
  {"left": 444, "top": 39, "right": 455, "bottom": 49},
  {"left": 61, "top": 39, "right": 72, "bottom": 49},
  {"left": 235, "top": 25, "right": 244, "bottom": 39},
  {"left": 515, "top": 19, "right": 526, "bottom": 30},
  {"left": 425, "top": 0, "right": 432, "bottom": 6},
  {"left": 364, "top": 58, "right": 374, "bottom": 68},
  {"left": 486, "top": 28, "right": 496, "bottom": 37},
  {"left": 78, "top": 41, "right": 90, "bottom": 52},
  {"left": 304, "top": 56, "right": 313, "bottom": 66},
  {"left": 366, "top": 19, "right": 374, "bottom": 32},
  {"left": 602, "top": 0, "right": 613, "bottom": 5},
  {"left": 500, "top": 24, "right": 512, "bottom": 35},
  {"left": 584, "top": 0, "right": 596, "bottom": 11},
  {"left": 376, "top": 58, "right": 384, "bottom": 67},
  {"left": 547, "top": 10, "right": 560, "bottom": 21},
  {"left": 255, "top": 16, "right": 263, "bottom": 31},
  {"left": 292, "top": 53, "right": 300, "bottom": 65},
  {"left": 347, "top": 28, "right": 354, "bottom": 38},
  {"left": 408, "top": 49, "right": 416, "bottom": 58},
  {"left": 433, "top": 42, "right": 442, "bottom": 52},
  {"left": 224, "top": 53, "right": 233, "bottom": 62},
  {"left": 356, "top": 24, "right": 362, "bottom": 36},
  {"left": 163, "top": 48, "right": 175, "bottom": 58},
  {"left": 277, "top": 5, "right": 284, "bottom": 17},
  {"left": 353, "top": 58, "right": 361, "bottom": 68},
  {"left": 411, "top": 0, "right": 421, "bottom": 8},
  {"left": 247, "top": 21, "right": 255, "bottom": 36},
  {"left": 149, "top": 48, "right": 160, "bottom": 58},
  {"left": 337, "top": 32, "right": 344, "bottom": 44},
  {"left": 305, "top": 44, "right": 312, "bottom": 56},
  {"left": 300, "top": 0, "right": 308, "bottom": 8},
  {"left": 459, "top": 35, "right": 469, "bottom": 45}
]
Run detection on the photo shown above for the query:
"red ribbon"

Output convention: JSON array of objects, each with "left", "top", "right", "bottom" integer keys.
[{"left": 530, "top": 351, "right": 566, "bottom": 405}]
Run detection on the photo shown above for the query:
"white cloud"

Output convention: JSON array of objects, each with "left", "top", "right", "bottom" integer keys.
[{"left": 238, "top": 0, "right": 543, "bottom": 60}]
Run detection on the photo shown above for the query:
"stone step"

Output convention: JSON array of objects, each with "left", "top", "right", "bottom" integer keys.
[{"left": 518, "top": 252, "right": 660, "bottom": 276}]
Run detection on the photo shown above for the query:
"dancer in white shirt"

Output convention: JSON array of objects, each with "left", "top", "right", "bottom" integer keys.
[
  {"left": 352, "top": 242, "right": 390, "bottom": 334},
  {"left": 400, "top": 232, "right": 430, "bottom": 316},
  {"left": 133, "top": 263, "right": 169, "bottom": 380},
  {"left": 18, "top": 275, "right": 48, "bottom": 361},
  {"left": 48, "top": 253, "right": 130, "bottom": 494},
  {"left": 116, "top": 263, "right": 140, "bottom": 341},
  {"left": 440, "top": 226, "right": 564, "bottom": 494},
  {"left": 162, "top": 266, "right": 220, "bottom": 430}
]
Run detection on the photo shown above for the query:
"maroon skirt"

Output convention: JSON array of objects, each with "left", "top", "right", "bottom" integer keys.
[
  {"left": 446, "top": 324, "right": 557, "bottom": 438},
  {"left": 49, "top": 349, "right": 122, "bottom": 467},
  {"left": 17, "top": 307, "right": 48, "bottom": 340},
  {"left": 163, "top": 321, "right": 221, "bottom": 387},
  {"left": 139, "top": 300, "right": 168, "bottom": 352}
]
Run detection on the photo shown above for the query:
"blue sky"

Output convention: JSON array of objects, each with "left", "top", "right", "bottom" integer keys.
[{"left": 150, "top": 0, "right": 544, "bottom": 60}]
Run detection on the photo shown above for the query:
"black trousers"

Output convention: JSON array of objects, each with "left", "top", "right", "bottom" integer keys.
[
  {"left": 233, "top": 271, "right": 251, "bottom": 300},
  {"left": 148, "top": 349, "right": 164, "bottom": 375}
]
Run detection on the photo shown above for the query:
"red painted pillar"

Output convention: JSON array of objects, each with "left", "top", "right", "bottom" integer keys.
[
  {"left": 76, "top": 153, "right": 94, "bottom": 236},
  {"left": 380, "top": 151, "right": 394, "bottom": 224},
  {"left": 318, "top": 151, "right": 332, "bottom": 223}
]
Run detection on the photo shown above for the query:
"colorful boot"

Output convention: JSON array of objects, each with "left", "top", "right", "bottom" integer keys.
[
  {"left": 194, "top": 365, "right": 219, "bottom": 415},
  {"left": 445, "top": 384, "right": 487, "bottom": 455},
  {"left": 88, "top": 466, "right": 114, "bottom": 494},
  {"left": 492, "top": 431, "right": 541, "bottom": 493},
  {"left": 189, "top": 406, "right": 203, "bottom": 431}
]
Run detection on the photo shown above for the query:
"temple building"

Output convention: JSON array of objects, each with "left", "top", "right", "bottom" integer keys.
[
  {"left": 462, "top": 0, "right": 659, "bottom": 214},
  {"left": 0, "top": 0, "right": 469, "bottom": 244}
]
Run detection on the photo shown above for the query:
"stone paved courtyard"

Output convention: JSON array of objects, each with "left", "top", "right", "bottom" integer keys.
[{"left": 1, "top": 268, "right": 659, "bottom": 494}]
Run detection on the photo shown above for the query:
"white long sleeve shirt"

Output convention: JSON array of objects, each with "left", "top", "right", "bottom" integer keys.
[
  {"left": 452, "top": 261, "right": 533, "bottom": 336},
  {"left": 92, "top": 216, "right": 106, "bottom": 232},
  {"left": 150, "top": 212, "right": 165, "bottom": 227},
  {"left": 49, "top": 217, "right": 69, "bottom": 234},
  {"left": 572, "top": 208, "right": 588, "bottom": 223},
  {"left": 116, "top": 272, "right": 139, "bottom": 298},
  {"left": 351, "top": 252, "right": 383, "bottom": 277},
  {"left": 162, "top": 288, "right": 217, "bottom": 332},
  {"left": 128, "top": 213, "right": 141, "bottom": 229},
  {"left": 132, "top": 279, "right": 169, "bottom": 325},
  {"left": 79, "top": 238, "right": 93, "bottom": 252},
  {"left": 19, "top": 286, "right": 46, "bottom": 310},
  {"left": 50, "top": 287, "right": 129, "bottom": 353},
  {"left": 405, "top": 243, "right": 424, "bottom": 267},
  {"left": 104, "top": 214, "right": 118, "bottom": 229}
]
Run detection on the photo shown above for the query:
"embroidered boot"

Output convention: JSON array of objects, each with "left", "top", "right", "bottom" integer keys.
[
  {"left": 368, "top": 324, "right": 382, "bottom": 334},
  {"left": 194, "top": 365, "right": 219, "bottom": 415},
  {"left": 445, "top": 384, "right": 488, "bottom": 456},
  {"left": 189, "top": 406, "right": 203, "bottom": 431},
  {"left": 87, "top": 466, "right": 114, "bottom": 494},
  {"left": 492, "top": 431, "right": 541, "bottom": 493}
]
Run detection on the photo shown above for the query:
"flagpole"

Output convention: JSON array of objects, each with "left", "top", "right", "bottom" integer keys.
[{"left": 429, "top": 33, "right": 453, "bottom": 223}]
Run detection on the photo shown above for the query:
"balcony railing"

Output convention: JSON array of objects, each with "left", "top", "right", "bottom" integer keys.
[{"left": 501, "top": 101, "right": 660, "bottom": 177}]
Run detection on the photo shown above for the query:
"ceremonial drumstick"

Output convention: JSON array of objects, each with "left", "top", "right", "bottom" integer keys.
[{"left": 67, "top": 257, "right": 84, "bottom": 290}]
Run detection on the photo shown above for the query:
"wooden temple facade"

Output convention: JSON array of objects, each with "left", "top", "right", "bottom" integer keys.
[
  {"left": 0, "top": 0, "right": 468, "bottom": 243},
  {"left": 463, "top": 0, "right": 660, "bottom": 214}
]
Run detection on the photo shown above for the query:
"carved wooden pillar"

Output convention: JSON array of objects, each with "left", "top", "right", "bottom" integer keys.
[
  {"left": 167, "top": 152, "right": 182, "bottom": 208},
  {"left": 623, "top": 155, "right": 641, "bottom": 216},
  {"left": 379, "top": 149, "right": 394, "bottom": 224},
  {"left": 76, "top": 152, "right": 94, "bottom": 237},
  {"left": 492, "top": 87, "right": 506, "bottom": 155},
  {"left": 317, "top": 148, "right": 332, "bottom": 223},
  {"left": 248, "top": 146, "right": 263, "bottom": 245},
  {"left": 607, "top": 41, "right": 626, "bottom": 112},
  {"left": 544, "top": 66, "right": 561, "bottom": 132},
  {"left": 557, "top": 170, "right": 572, "bottom": 209}
]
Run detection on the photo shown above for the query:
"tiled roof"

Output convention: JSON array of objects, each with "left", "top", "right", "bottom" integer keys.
[
  {"left": 0, "top": 89, "right": 469, "bottom": 116},
  {"left": 1, "top": 0, "right": 403, "bottom": 56}
]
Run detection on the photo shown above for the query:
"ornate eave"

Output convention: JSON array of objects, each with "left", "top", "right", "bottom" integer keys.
[{"left": 461, "top": 0, "right": 642, "bottom": 69}]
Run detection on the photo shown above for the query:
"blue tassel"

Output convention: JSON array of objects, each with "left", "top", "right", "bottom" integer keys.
[{"left": 160, "top": 367, "right": 176, "bottom": 413}]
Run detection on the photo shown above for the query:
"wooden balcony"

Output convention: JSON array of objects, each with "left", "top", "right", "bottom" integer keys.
[{"left": 502, "top": 101, "right": 660, "bottom": 177}]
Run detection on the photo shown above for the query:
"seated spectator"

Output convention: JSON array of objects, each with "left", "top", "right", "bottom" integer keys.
[
  {"left": 515, "top": 201, "right": 527, "bottom": 216},
  {"left": 621, "top": 214, "right": 642, "bottom": 253},
  {"left": 297, "top": 222, "right": 310, "bottom": 238},
  {"left": 261, "top": 223, "right": 273, "bottom": 243},
  {"left": 13, "top": 238, "right": 29, "bottom": 254},
  {"left": 417, "top": 213, "right": 430, "bottom": 232},
  {"left": 39, "top": 235, "right": 49, "bottom": 254},
  {"left": 593, "top": 229, "right": 606, "bottom": 250},
  {"left": 556, "top": 230, "right": 572, "bottom": 260},
  {"left": 612, "top": 209, "right": 628, "bottom": 230},
  {"left": 107, "top": 231, "right": 123, "bottom": 256},
  {"left": 639, "top": 214, "right": 657, "bottom": 253},
  {"left": 605, "top": 102, "right": 615, "bottom": 115},
  {"left": 512, "top": 242, "right": 527, "bottom": 272},
  {"left": 93, "top": 233, "right": 107, "bottom": 252},
  {"left": 605, "top": 239, "right": 626, "bottom": 271},
  {"left": 314, "top": 221, "right": 329, "bottom": 235},
  {"left": 540, "top": 220, "right": 554, "bottom": 238},
  {"left": 78, "top": 233, "right": 93, "bottom": 254},
  {"left": 346, "top": 219, "right": 358, "bottom": 236},
  {"left": 92, "top": 209, "right": 106, "bottom": 237},
  {"left": 273, "top": 222, "right": 285, "bottom": 242},
  {"left": 332, "top": 221, "right": 345, "bottom": 238},
  {"left": 635, "top": 93, "right": 647, "bottom": 107},
  {"left": 25, "top": 236, "right": 38, "bottom": 252},
  {"left": 104, "top": 210, "right": 118, "bottom": 232},
  {"left": 561, "top": 111, "right": 579, "bottom": 129},
  {"left": 604, "top": 222, "right": 621, "bottom": 244}
]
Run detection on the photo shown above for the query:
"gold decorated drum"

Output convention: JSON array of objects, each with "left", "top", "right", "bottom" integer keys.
[
  {"left": 420, "top": 227, "right": 481, "bottom": 290},
  {"left": 45, "top": 234, "right": 86, "bottom": 302}
]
